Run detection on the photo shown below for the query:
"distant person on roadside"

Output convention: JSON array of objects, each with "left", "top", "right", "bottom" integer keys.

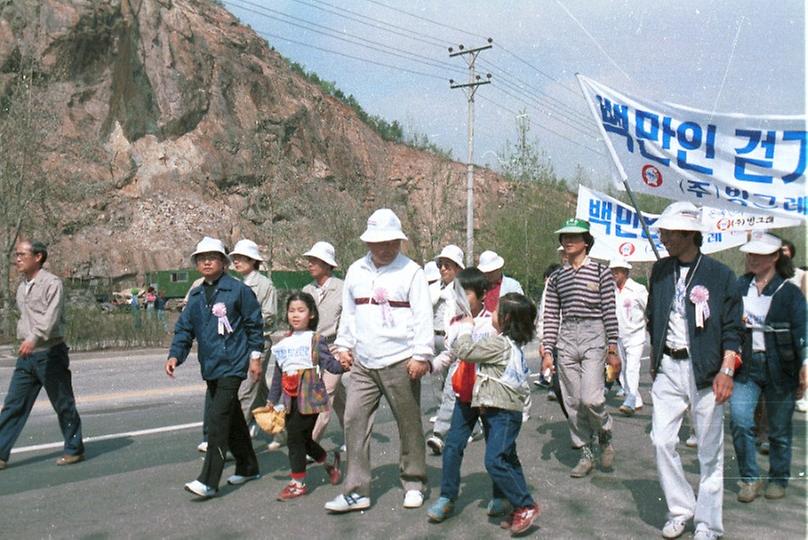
[
  {"left": 166, "top": 236, "right": 264, "bottom": 499},
  {"left": 324, "top": 208, "right": 433, "bottom": 513},
  {"left": 778, "top": 238, "right": 807, "bottom": 295},
  {"left": 145, "top": 286, "right": 157, "bottom": 319},
  {"left": 301, "top": 241, "right": 346, "bottom": 445},
  {"left": 155, "top": 290, "right": 168, "bottom": 331},
  {"left": 130, "top": 288, "right": 141, "bottom": 328},
  {"left": 0, "top": 240, "right": 85, "bottom": 470}
]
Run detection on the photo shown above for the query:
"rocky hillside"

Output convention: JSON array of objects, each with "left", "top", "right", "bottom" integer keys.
[{"left": 0, "top": 0, "right": 508, "bottom": 278}]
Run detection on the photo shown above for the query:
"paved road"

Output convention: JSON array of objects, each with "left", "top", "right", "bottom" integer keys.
[{"left": 0, "top": 347, "right": 805, "bottom": 539}]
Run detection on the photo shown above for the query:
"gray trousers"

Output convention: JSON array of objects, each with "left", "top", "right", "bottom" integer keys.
[
  {"left": 343, "top": 358, "right": 427, "bottom": 497},
  {"left": 237, "top": 353, "right": 270, "bottom": 423},
  {"left": 557, "top": 318, "right": 613, "bottom": 448}
]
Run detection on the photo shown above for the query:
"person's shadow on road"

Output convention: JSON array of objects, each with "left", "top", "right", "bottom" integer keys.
[{"left": 537, "top": 420, "right": 578, "bottom": 468}]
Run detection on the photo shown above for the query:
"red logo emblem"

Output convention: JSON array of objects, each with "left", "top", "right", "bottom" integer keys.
[
  {"left": 618, "top": 242, "right": 636, "bottom": 256},
  {"left": 716, "top": 218, "right": 732, "bottom": 231},
  {"left": 641, "top": 164, "right": 663, "bottom": 188}
]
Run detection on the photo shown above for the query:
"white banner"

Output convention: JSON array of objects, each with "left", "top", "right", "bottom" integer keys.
[
  {"left": 578, "top": 75, "right": 807, "bottom": 221},
  {"left": 576, "top": 185, "right": 747, "bottom": 262}
]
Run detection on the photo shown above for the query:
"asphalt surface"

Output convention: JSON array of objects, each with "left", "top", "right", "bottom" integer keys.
[{"left": 0, "top": 346, "right": 805, "bottom": 539}]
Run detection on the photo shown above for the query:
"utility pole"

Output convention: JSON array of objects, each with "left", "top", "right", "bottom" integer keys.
[{"left": 449, "top": 39, "right": 492, "bottom": 266}]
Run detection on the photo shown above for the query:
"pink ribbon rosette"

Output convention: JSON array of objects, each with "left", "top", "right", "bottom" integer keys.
[
  {"left": 372, "top": 287, "right": 393, "bottom": 327},
  {"left": 212, "top": 302, "right": 233, "bottom": 335},
  {"left": 689, "top": 285, "right": 710, "bottom": 329},
  {"left": 622, "top": 297, "right": 633, "bottom": 319}
]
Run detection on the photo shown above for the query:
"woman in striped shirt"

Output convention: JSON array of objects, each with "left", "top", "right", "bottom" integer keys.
[{"left": 541, "top": 218, "right": 621, "bottom": 478}]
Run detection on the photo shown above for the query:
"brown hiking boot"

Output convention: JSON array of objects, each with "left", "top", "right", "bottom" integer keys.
[
  {"left": 737, "top": 480, "right": 763, "bottom": 502},
  {"left": 570, "top": 446, "right": 594, "bottom": 478}
]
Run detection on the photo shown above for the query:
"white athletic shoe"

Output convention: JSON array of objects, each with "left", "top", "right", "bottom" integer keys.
[
  {"left": 227, "top": 473, "right": 261, "bottom": 486},
  {"left": 325, "top": 492, "right": 371, "bottom": 512},
  {"left": 184, "top": 480, "right": 217, "bottom": 498},
  {"left": 197, "top": 441, "right": 208, "bottom": 453},
  {"left": 403, "top": 490, "right": 424, "bottom": 509}
]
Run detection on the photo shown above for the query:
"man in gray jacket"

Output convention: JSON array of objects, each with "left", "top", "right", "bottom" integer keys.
[{"left": 0, "top": 240, "right": 84, "bottom": 469}]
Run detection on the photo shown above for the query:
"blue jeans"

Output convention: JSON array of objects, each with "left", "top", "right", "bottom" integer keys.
[
  {"left": 441, "top": 400, "right": 486, "bottom": 500},
  {"left": 729, "top": 352, "right": 796, "bottom": 487},
  {"left": 0, "top": 343, "right": 84, "bottom": 461},
  {"left": 481, "top": 407, "right": 535, "bottom": 509}
]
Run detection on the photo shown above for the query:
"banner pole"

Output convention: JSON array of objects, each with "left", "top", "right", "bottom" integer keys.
[{"left": 575, "top": 74, "right": 661, "bottom": 260}]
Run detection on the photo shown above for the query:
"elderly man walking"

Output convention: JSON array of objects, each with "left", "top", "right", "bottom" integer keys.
[
  {"left": 609, "top": 257, "right": 648, "bottom": 416},
  {"left": 0, "top": 241, "right": 84, "bottom": 470},
  {"left": 325, "top": 208, "right": 434, "bottom": 512},
  {"left": 646, "top": 202, "right": 742, "bottom": 540}
]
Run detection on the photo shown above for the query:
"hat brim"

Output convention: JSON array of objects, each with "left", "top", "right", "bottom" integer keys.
[
  {"left": 360, "top": 230, "right": 408, "bottom": 243},
  {"left": 435, "top": 254, "right": 465, "bottom": 269},
  {"left": 478, "top": 257, "right": 505, "bottom": 273},
  {"left": 191, "top": 250, "right": 232, "bottom": 264},
  {"left": 739, "top": 242, "right": 781, "bottom": 255},
  {"left": 555, "top": 226, "right": 590, "bottom": 234},
  {"left": 303, "top": 250, "right": 338, "bottom": 268},
  {"left": 609, "top": 263, "right": 632, "bottom": 269},
  {"left": 651, "top": 216, "right": 707, "bottom": 232},
  {"left": 229, "top": 249, "right": 264, "bottom": 262}
]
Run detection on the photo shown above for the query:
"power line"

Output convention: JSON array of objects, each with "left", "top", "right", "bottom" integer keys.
[
  {"left": 226, "top": 0, "right": 468, "bottom": 76},
  {"left": 253, "top": 28, "right": 447, "bottom": 81},
  {"left": 478, "top": 94, "right": 606, "bottom": 157},
  {"left": 495, "top": 44, "right": 583, "bottom": 98},
  {"left": 363, "top": 0, "right": 490, "bottom": 41}
]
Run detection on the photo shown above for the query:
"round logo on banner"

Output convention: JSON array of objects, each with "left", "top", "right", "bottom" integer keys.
[
  {"left": 618, "top": 242, "right": 636, "bottom": 256},
  {"left": 716, "top": 218, "right": 732, "bottom": 231},
  {"left": 641, "top": 164, "right": 663, "bottom": 188}
]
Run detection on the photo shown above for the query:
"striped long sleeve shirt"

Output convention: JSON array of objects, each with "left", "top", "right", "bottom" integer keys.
[{"left": 542, "top": 258, "right": 619, "bottom": 349}]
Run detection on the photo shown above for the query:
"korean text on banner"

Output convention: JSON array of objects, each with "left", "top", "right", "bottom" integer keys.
[
  {"left": 578, "top": 75, "right": 806, "bottom": 220},
  {"left": 575, "top": 185, "right": 747, "bottom": 262}
]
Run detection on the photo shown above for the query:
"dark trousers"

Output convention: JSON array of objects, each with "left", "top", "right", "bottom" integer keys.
[
  {"left": 0, "top": 343, "right": 84, "bottom": 461},
  {"left": 481, "top": 407, "right": 535, "bottom": 509},
  {"left": 198, "top": 376, "right": 258, "bottom": 488},
  {"left": 286, "top": 400, "right": 326, "bottom": 475}
]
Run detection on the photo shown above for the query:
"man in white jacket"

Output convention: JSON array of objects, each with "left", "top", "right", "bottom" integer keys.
[
  {"left": 609, "top": 257, "right": 648, "bottom": 416},
  {"left": 325, "top": 209, "right": 434, "bottom": 513}
]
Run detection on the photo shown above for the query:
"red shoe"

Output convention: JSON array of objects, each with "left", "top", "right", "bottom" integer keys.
[
  {"left": 276, "top": 481, "right": 307, "bottom": 501},
  {"left": 326, "top": 451, "right": 342, "bottom": 485},
  {"left": 510, "top": 503, "right": 540, "bottom": 535}
]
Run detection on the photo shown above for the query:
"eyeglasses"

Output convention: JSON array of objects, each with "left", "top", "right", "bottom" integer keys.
[
  {"left": 437, "top": 259, "right": 456, "bottom": 269},
  {"left": 14, "top": 252, "right": 32, "bottom": 259},
  {"left": 195, "top": 253, "right": 223, "bottom": 262}
]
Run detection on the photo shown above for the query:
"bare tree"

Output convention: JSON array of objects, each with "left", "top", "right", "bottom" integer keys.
[{"left": 0, "top": 57, "right": 54, "bottom": 336}]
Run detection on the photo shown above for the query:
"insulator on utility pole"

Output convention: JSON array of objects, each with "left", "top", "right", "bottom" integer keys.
[{"left": 448, "top": 39, "right": 492, "bottom": 267}]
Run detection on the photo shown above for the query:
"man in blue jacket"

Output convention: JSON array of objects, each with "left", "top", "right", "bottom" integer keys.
[
  {"left": 165, "top": 237, "right": 264, "bottom": 498},
  {"left": 646, "top": 203, "right": 742, "bottom": 540}
]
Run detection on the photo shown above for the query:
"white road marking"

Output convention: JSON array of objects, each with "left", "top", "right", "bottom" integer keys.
[{"left": 10, "top": 421, "right": 203, "bottom": 455}]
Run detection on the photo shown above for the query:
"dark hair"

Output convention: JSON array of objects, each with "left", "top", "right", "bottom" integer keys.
[
  {"left": 557, "top": 232, "right": 595, "bottom": 254},
  {"left": 457, "top": 267, "right": 489, "bottom": 299},
  {"left": 774, "top": 250, "right": 795, "bottom": 279},
  {"left": 285, "top": 291, "right": 319, "bottom": 330},
  {"left": 543, "top": 263, "right": 561, "bottom": 279},
  {"left": 497, "top": 292, "right": 537, "bottom": 346},
  {"left": 693, "top": 232, "right": 703, "bottom": 247},
  {"left": 28, "top": 240, "right": 48, "bottom": 266},
  {"left": 779, "top": 237, "right": 797, "bottom": 259}
]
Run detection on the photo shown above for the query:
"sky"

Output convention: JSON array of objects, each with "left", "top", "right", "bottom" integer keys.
[{"left": 222, "top": 0, "right": 805, "bottom": 186}]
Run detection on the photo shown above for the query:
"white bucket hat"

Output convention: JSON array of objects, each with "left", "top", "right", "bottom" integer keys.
[
  {"left": 435, "top": 244, "right": 465, "bottom": 269},
  {"left": 359, "top": 208, "right": 408, "bottom": 243},
  {"left": 304, "top": 241, "right": 339, "bottom": 268},
  {"left": 609, "top": 257, "right": 632, "bottom": 270},
  {"left": 739, "top": 232, "right": 782, "bottom": 255},
  {"left": 652, "top": 202, "right": 707, "bottom": 232},
  {"left": 424, "top": 260, "right": 440, "bottom": 282},
  {"left": 191, "top": 236, "right": 230, "bottom": 263},
  {"left": 229, "top": 239, "right": 264, "bottom": 262},
  {"left": 478, "top": 250, "right": 505, "bottom": 273}
]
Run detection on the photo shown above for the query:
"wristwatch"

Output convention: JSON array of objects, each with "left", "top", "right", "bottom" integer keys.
[{"left": 720, "top": 367, "right": 734, "bottom": 377}]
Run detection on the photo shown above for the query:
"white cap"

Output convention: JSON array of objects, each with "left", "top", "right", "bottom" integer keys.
[
  {"left": 609, "top": 257, "right": 632, "bottom": 270},
  {"left": 229, "top": 239, "right": 264, "bottom": 262},
  {"left": 652, "top": 202, "right": 707, "bottom": 232},
  {"left": 359, "top": 208, "right": 408, "bottom": 243},
  {"left": 435, "top": 244, "right": 465, "bottom": 269},
  {"left": 304, "top": 241, "right": 339, "bottom": 268},
  {"left": 478, "top": 250, "right": 505, "bottom": 273},
  {"left": 191, "top": 236, "right": 230, "bottom": 263},
  {"left": 424, "top": 260, "right": 440, "bottom": 282},
  {"left": 739, "top": 232, "right": 782, "bottom": 255}
]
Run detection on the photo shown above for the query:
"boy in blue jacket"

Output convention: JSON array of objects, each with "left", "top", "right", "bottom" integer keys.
[{"left": 165, "top": 237, "right": 265, "bottom": 498}]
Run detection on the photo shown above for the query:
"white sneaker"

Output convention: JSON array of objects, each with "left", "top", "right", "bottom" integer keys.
[
  {"left": 522, "top": 412, "right": 530, "bottom": 423},
  {"left": 428, "top": 415, "right": 437, "bottom": 423},
  {"left": 661, "top": 518, "right": 687, "bottom": 539},
  {"left": 325, "top": 492, "right": 371, "bottom": 512},
  {"left": 686, "top": 434, "right": 698, "bottom": 448},
  {"left": 267, "top": 441, "right": 282, "bottom": 451},
  {"left": 795, "top": 397, "right": 808, "bottom": 413},
  {"left": 426, "top": 434, "right": 444, "bottom": 455},
  {"left": 248, "top": 422, "right": 259, "bottom": 439},
  {"left": 197, "top": 441, "right": 208, "bottom": 453},
  {"left": 693, "top": 528, "right": 720, "bottom": 540},
  {"left": 403, "top": 489, "right": 424, "bottom": 509},
  {"left": 184, "top": 480, "right": 217, "bottom": 498},
  {"left": 227, "top": 473, "right": 261, "bottom": 485},
  {"left": 340, "top": 444, "right": 347, "bottom": 453}
]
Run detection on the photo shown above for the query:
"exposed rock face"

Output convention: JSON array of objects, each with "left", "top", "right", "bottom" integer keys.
[{"left": 0, "top": 0, "right": 506, "bottom": 277}]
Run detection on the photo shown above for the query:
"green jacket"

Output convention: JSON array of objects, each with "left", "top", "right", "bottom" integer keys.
[{"left": 451, "top": 329, "right": 527, "bottom": 412}]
